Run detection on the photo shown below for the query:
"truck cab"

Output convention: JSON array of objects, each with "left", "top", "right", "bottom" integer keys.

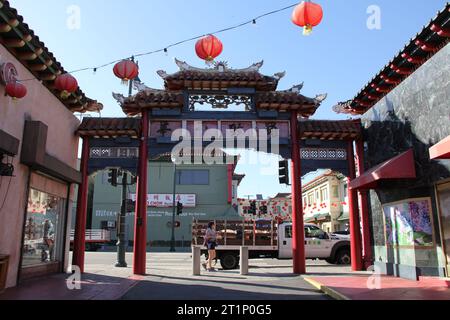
[{"left": 278, "top": 223, "right": 351, "bottom": 265}]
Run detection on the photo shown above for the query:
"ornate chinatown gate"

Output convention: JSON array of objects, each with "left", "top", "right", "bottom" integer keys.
[{"left": 73, "top": 59, "right": 372, "bottom": 275}]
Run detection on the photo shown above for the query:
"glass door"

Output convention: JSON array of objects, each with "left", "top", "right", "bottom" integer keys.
[
  {"left": 22, "top": 189, "right": 66, "bottom": 269},
  {"left": 437, "top": 182, "right": 450, "bottom": 276}
]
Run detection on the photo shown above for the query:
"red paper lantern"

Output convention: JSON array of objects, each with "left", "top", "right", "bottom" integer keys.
[
  {"left": 195, "top": 35, "right": 223, "bottom": 63},
  {"left": 292, "top": 1, "right": 324, "bottom": 36},
  {"left": 55, "top": 73, "right": 78, "bottom": 99},
  {"left": 113, "top": 60, "right": 139, "bottom": 83},
  {"left": 5, "top": 81, "right": 27, "bottom": 99}
]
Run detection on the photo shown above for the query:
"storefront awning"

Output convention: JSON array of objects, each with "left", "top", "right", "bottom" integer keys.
[
  {"left": 349, "top": 149, "right": 416, "bottom": 190},
  {"left": 430, "top": 135, "right": 450, "bottom": 160},
  {"left": 304, "top": 212, "right": 330, "bottom": 222},
  {"left": 337, "top": 211, "right": 349, "bottom": 222}
]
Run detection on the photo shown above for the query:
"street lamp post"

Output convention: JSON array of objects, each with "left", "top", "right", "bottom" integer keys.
[
  {"left": 115, "top": 171, "right": 128, "bottom": 268},
  {"left": 115, "top": 58, "right": 136, "bottom": 267},
  {"left": 170, "top": 162, "right": 177, "bottom": 252}
]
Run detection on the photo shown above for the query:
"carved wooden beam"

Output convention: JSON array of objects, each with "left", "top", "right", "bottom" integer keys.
[
  {"left": 8, "top": 19, "right": 19, "bottom": 28},
  {"left": 22, "top": 34, "right": 32, "bottom": 42},
  {"left": 29, "top": 64, "right": 47, "bottom": 72},
  {"left": 2, "top": 38, "right": 25, "bottom": 47},
  {"left": 16, "top": 52, "right": 37, "bottom": 60},
  {"left": 0, "top": 23, "right": 11, "bottom": 32}
]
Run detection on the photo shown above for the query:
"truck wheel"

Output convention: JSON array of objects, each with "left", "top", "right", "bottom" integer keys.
[
  {"left": 220, "top": 253, "right": 239, "bottom": 270},
  {"left": 336, "top": 249, "right": 351, "bottom": 265}
]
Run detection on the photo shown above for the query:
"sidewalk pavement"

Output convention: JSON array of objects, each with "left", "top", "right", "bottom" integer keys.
[
  {"left": 0, "top": 271, "right": 138, "bottom": 300},
  {"left": 0, "top": 253, "right": 333, "bottom": 300},
  {"left": 304, "top": 275, "right": 450, "bottom": 300}
]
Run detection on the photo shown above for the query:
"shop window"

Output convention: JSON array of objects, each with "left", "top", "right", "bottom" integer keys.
[
  {"left": 176, "top": 170, "right": 209, "bottom": 185},
  {"left": 308, "top": 193, "right": 314, "bottom": 205},
  {"left": 22, "top": 189, "right": 66, "bottom": 268},
  {"left": 285, "top": 225, "right": 292, "bottom": 239},
  {"left": 320, "top": 188, "right": 329, "bottom": 202}
]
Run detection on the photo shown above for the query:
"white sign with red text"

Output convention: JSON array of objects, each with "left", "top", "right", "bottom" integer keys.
[{"left": 129, "top": 194, "right": 196, "bottom": 208}]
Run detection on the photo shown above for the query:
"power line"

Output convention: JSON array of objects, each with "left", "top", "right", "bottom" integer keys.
[{"left": 18, "top": 2, "right": 299, "bottom": 82}]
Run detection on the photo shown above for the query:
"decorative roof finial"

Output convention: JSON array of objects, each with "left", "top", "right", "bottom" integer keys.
[
  {"left": 314, "top": 93, "right": 328, "bottom": 104},
  {"left": 273, "top": 71, "right": 286, "bottom": 80}
]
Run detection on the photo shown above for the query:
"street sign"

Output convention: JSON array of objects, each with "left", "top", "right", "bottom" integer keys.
[{"left": 129, "top": 194, "right": 196, "bottom": 208}]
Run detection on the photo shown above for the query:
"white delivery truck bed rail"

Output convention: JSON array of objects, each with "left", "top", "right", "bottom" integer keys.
[
  {"left": 70, "top": 229, "right": 111, "bottom": 243},
  {"left": 192, "top": 219, "right": 279, "bottom": 251}
]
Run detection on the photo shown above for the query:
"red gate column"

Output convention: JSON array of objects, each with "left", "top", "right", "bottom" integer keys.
[
  {"left": 72, "top": 137, "right": 89, "bottom": 273},
  {"left": 347, "top": 141, "right": 363, "bottom": 271},
  {"left": 290, "top": 112, "right": 306, "bottom": 274},
  {"left": 356, "top": 138, "right": 373, "bottom": 270},
  {"left": 133, "top": 111, "right": 149, "bottom": 275}
]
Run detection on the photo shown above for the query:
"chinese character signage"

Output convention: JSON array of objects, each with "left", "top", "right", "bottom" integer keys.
[{"left": 129, "top": 194, "right": 196, "bottom": 208}]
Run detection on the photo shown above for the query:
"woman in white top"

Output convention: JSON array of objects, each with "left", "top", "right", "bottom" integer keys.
[{"left": 202, "top": 222, "right": 217, "bottom": 271}]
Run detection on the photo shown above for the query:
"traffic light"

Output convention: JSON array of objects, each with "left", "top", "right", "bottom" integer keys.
[
  {"left": 108, "top": 169, "right": 119, "bottom": 187},
  {"left": 125, "top": 199, "right": 135, "bottom": 213},
  {"left": 250, "top": 201, "right": 257, "bottom": 215},
  {"left": 279, "top": 160, "right": 290, "bottom": 185},
  {"left": 260, "top": 205, "right": 268, "bottom": 215},
  {"left": 176, "top": 201, "right": 184, "bottom": 216}
]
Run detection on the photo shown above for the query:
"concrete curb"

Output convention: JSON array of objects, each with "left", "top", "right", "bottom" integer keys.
[{"left": 303, "top": 277, "right": 351, "bottom": 301}]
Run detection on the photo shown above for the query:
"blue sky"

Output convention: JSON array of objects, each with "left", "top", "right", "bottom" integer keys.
[{"left": 10, "top": 0, "right": 446, "bottom": 198}]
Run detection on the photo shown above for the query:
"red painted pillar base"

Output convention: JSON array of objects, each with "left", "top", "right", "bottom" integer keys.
[
  {"left": 360, "top": 190, "right": 374, "bottom": 270},
  {"left": 290, "top": 112, "right": 306, "bottom": 275},
  {"left": 72, "top": 137, "right": 89, "bottom": 273},
  {"left": 133, "top": 111, "right": 149, "bottom": 275},
  {"left": 348, "top": 141, "right": 363, "bottom": 271},
  {"left": 356, "top": 138, "right": 374, "bottom": 270}
]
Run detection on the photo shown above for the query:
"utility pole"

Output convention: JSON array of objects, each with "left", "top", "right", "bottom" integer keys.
[
  {"left": 170, "top": 162, "right": 177, "bottom": 252},
  {"left": 115, "top": 171, "right": 128, "bottom": 268}
]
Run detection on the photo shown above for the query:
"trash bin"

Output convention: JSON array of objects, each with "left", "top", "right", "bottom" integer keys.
[{"left": 0, "top": 255, "right": 10, "bottom": 293}]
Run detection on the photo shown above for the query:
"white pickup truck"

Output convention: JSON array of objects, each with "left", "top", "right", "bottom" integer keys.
[
  {"left": 70, "top": 229, "right": 111, "bottom": 251},
  {"left": 192, "top": 219, "right": 351, "bottom": 270}
]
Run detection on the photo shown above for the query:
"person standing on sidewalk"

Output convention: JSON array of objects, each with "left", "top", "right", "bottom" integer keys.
[{"left": 202, "top": 222, "right": 218, "bottom": 272}]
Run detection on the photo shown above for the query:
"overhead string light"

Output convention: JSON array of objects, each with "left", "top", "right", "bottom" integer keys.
[{"left": 16, "top": 2, "right": 323, "bottom": 82}]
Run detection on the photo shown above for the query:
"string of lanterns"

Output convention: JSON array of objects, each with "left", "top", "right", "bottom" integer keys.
[{"left": 5, "top": 1, "right": 323, "bottom": 100}]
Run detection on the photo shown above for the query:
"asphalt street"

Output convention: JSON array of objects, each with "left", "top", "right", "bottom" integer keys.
[{"left": 78, "top": 252, "right": 360, "bottom": 300}]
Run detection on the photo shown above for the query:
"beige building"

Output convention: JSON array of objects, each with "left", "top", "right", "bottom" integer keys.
[{"left": 302, "top": 170, "right": 349, "bottom": 233}]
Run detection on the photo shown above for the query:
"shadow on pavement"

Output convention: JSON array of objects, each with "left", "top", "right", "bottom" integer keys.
[
  {"left": 121, "top": 278, "right": 330, "bottom": 300},
  {"left": 135, "top": 273, "right": 326, "bottom": 296}
]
